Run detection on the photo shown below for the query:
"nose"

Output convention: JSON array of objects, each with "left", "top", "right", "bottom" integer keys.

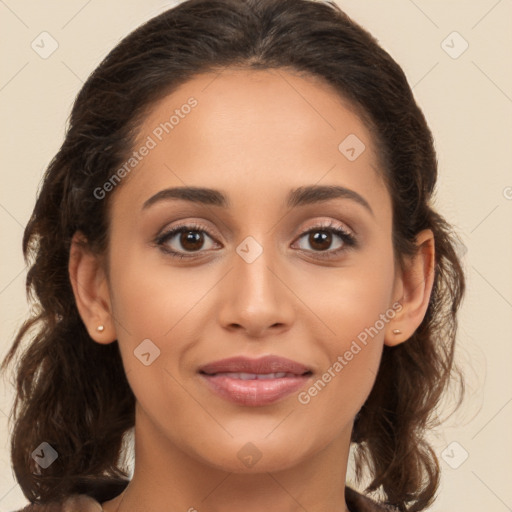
[{"left": 217, "top": 240, "right": 295, "bottom": 338}]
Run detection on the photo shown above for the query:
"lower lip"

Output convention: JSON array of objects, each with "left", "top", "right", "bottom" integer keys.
[{"left": 199, "top": 373, "right": 311, "bottom": 406}]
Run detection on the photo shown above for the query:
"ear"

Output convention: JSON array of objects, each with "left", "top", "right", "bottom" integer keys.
[
  {"left": 68, "top": 231, "right": 117, "bottom": 344},
  {"left": 385, "top": 229, "right": 435, "bottom": 346}
]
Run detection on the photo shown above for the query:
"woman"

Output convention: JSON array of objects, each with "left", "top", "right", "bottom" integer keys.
[{"left": 1, "top": 0, "right": 465, "bottom": 511}]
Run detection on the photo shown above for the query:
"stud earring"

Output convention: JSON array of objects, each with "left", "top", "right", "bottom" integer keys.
[
  {"left": 392, "top": 329, "right": 401, "bottom": 335},
  {"left": 96, "top": 325, "right": 105, "bottom": 332}
]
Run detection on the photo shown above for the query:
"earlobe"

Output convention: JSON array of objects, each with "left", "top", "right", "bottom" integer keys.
[
  {"left": 385, "top": 229, "right": 435, "bottom": 347},
  {"left": 68, "top": 231, "right": 116, "bottom": 344}
]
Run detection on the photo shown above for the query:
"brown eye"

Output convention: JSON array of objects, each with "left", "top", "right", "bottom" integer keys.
[
  {"left": 307, "top": 230, "right": 334, "bottom": 251},
  {"left": 155, "top": 223, "right": 218, "bottom": 259},
  {"left": 179, "top": 231, "right": 206, "bottom": 252},
  {"left": 293, "top": 222, "right": 357, "bottom": 259},
  {"left": 296, "top": 227, "right": 354, "bottom": 253}
]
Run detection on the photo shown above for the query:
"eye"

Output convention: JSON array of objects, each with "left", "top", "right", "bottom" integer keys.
[
  {"left": 154, "top": 220, "right": 357, "bottom": 261},
  {"left": 154, "top": 222, "right": 219, "bottom": 259},
  {"left": 293, "top": 220, "right": 357, "bottom": 259}
]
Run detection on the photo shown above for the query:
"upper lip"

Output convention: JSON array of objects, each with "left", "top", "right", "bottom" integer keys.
[{"left": 198, "top": 355, "right": 312, "bottom": 375}]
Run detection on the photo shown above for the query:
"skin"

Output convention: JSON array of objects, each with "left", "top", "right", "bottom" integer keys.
[{"left": 69, "top": 67, "right": 435, "bottom": 512}]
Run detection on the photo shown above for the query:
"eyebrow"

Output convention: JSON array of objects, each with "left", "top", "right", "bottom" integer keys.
[{"left": 142, "top": 184, "right": 374, "bottom": 217}]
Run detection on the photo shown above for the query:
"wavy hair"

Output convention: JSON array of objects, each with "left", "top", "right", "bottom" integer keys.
[{"left": 1, "top": 0, "right": 465, "bottom": 510}]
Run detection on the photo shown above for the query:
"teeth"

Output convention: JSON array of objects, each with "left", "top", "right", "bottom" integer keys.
[
  {"left": 211, "top": 372, "right": 296, "bottom": 380},
  {"left": 240, "top": 372, "right": 257, "bottom": 380}
]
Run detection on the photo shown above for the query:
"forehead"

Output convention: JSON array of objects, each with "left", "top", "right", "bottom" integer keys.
[
  {"left": 113, "top": 67, "right": 389, "bottom": 214},
  {"left": 136, "top": 67, "right": 372, "bottom": 153}
]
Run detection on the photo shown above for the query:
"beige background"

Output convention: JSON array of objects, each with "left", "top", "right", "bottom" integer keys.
[{"left": 1, "top": 0, "right": 511, "bottom": 510}]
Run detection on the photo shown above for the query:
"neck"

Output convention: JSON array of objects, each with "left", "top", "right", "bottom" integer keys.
[{"left": 103, "top": 403, "right": 352, "bottom": 512}]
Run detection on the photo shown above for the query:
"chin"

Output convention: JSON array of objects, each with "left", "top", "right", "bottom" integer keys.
[{"left": 193, "top": 437, "right": 313, "bottom": 474}]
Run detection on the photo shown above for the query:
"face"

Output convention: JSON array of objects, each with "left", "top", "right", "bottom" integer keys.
[{"left": 98, "top": 68, "right": 402, "bottom": 473}]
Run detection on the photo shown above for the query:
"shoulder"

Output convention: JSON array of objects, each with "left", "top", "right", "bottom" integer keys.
[
  {"left": 15, "top": 483, "right": 396, "bottom": 512},
  {"left": 12, "top": 477, "right": 129, "bottom": 512},
  {"left": 346, "top": 486, "right": 400, "bottom": 512},
  {"left": 12, "top": 494, "right": 103, "bottom": 512}
]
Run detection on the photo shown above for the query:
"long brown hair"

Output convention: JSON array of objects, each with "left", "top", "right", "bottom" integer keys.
[{"left": 1, "top": 1, "right": 465, "bottom": 510}]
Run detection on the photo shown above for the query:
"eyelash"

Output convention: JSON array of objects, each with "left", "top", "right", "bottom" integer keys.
[{"left": 154, "top": 220, "right": 357, "bottom": 261}]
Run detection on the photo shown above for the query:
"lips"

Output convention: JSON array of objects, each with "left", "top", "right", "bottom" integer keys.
[
  {"left": 198, "top": 355, "right": 312, "bottom": 376},
  {"left": 198, "top": 355, "right": 313, "bottom": 406},
  {"left": 209, "top": 371, "right": 299, "bottom": 380}
]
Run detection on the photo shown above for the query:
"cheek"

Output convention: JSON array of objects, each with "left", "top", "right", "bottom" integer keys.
[
  {"left": 108, "top": 241, "right": 217, "bottom": 340},
  {"left": 291, "top": 244, "right": 395, "bottom": 344},
  {"left": 106, "top": 252, "right": 213, "bottom": 428},
  {"left": 294, "top": 302, "right": 388, "bottom": 445},
  {"left": 292, "top": 251, "right": 395, "bottom": 416}
]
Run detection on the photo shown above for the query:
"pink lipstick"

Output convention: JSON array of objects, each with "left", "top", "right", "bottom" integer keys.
[{"left": 198, "top": 355, "right": 312, "bottom": 406}]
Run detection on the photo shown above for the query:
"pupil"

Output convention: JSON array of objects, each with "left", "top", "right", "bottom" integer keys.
[
  {"left": 177, "top": 230, "right": 333, "bottom": 253},
  {"left": 310, "top": 231, "right": 331, "bottom": 250},
  {"left": 181, "top": 231, "right": 203, "bottom": 251}
]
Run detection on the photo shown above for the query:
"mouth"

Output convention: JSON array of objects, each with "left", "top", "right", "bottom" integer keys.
[
  {"left": 198, "top": 355, "right": 313, "bottom": 406},
  {"left": 200, "top": 371, "right": 311, "bottom": 379}
]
